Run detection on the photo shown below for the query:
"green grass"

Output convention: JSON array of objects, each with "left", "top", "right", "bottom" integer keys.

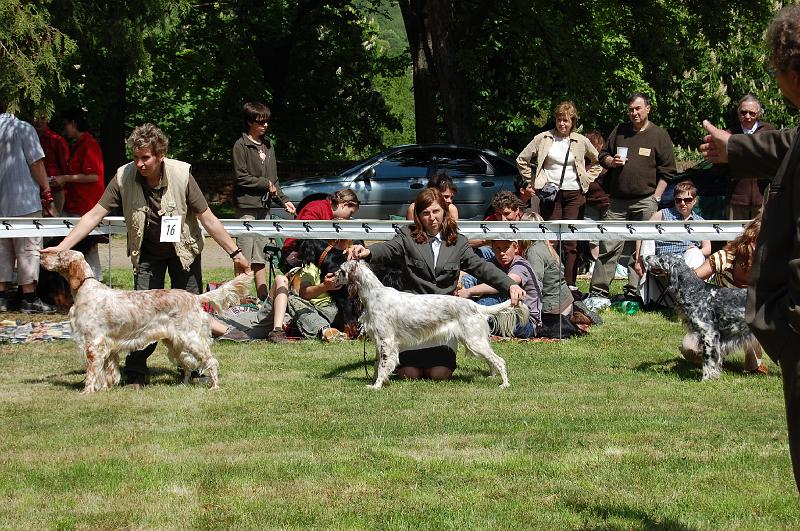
[{"left": 1, "top": 273, "right": 798, "bottom": 529}]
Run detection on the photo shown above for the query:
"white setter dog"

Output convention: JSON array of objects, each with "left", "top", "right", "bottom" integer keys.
[
  {"left": 41, "top": 250, "right": 251, "bottom": 393},
  {"left": 336, "top": 260, "right": 528, "bottom": 389}
]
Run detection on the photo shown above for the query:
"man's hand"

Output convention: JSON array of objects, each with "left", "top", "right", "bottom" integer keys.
[
  {"left": 509, "top": 284, "right": 525, "bottom": 306},
  {"left": 454, "top": 286, "right": 472, "bottom": 299},
  {"left": 233, "top": 254, "right": 251, "bottom": 275},
  {"left": 609, "top": 154, "right": 626, "bottom": 167},
  {"left": 700, "top": 120, "right": 731, "bottom": 164}
]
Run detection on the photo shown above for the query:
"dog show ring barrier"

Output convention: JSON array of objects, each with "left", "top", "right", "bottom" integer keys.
[{"left": 0, "top": 217, "right": 750, "bottom": 242}]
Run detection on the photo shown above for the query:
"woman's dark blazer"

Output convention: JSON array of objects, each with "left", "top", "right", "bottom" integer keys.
[{"left": 367, "top": 226, "right": 514, "bottom": 295}]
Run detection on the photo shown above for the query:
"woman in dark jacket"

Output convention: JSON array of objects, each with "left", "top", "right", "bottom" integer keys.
[{"left": 232, "top": 101, "right": 295, "bottom": 300}]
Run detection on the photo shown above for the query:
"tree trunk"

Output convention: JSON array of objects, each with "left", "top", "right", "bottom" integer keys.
[
  {"left": 99, "top": 67, "right": 127, "bottom": 184},
  {"left": 427, "top": 0, "right": 473, "bottom": 144},
  {"left": 399, "top": 0, "right": 438, "bottom": 144}
]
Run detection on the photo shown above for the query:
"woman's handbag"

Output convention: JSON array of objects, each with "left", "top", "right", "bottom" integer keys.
[{"left": 537, "top": 138, "right": 574, "bottom": 205}]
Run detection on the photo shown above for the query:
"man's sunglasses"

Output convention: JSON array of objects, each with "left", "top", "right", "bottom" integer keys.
[{"left": 674, "top": 197, "right": 695, "bottom": 204}]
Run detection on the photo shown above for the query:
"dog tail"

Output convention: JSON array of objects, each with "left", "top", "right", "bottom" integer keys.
[
  {"left": 198, "top": 272, "right": 253, "bottom": 313},
  {"left": 478, "top": 300, "right": 530, "bottom": 337}
]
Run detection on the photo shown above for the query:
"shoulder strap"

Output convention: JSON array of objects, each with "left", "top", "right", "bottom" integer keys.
[{"left": 557, "top": 138, "right": 576, "bottom": 188}]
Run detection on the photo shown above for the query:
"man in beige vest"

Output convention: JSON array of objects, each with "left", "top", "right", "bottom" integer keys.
[{"left": 44, "top": 123, "right": 249, "bottom": 388}]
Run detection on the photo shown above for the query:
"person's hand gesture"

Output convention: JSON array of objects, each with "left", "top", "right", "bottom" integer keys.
[
  {"left": 284, "top": 201, "right": 296, "bottom": 215},
  {"left": 700, "top": 120, "right": 731, "bottom": 164}
]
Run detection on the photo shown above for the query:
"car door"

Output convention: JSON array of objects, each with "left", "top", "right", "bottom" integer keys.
[
  {"left": 350, "top": 148, "right": 433, "bottom": 219},
  {"left": 431, "top": 148, "right": 495, "bottom": 219}
]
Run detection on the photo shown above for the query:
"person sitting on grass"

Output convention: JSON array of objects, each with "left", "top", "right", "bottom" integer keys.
[
  {"left": 213, "top": 271, "right": 291, "bottom": 343},
  {"left": 455, "top": 239, "right": 543, "bottom": 339},
  {"left": 286, "top": 237, "right": 353, "bottom": 341},
  {"left": 518, "top": 212, "right": 574, "bottom": 318}
]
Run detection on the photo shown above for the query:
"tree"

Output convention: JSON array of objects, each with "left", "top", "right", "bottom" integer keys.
[
  {"left": 0, "top": 0, "right": 74, "bottom": 113},
  {"left": 48, "top": 0, "right": 189, "bottom": 180}
]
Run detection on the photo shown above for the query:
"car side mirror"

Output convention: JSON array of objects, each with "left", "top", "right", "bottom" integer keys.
[{"left": 360, "top": 167, "right": 375, "bottom": 182}]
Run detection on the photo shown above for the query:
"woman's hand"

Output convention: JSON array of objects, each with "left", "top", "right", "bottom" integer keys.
[
  {"left": 284, "top": 201, "right": 296, "bottom": 215},
  {"left": 346, "top": 244, "right": 370, "bottom": 260},
  {"left": 509, "top": 285, "right": 525, "bottom": 306}
]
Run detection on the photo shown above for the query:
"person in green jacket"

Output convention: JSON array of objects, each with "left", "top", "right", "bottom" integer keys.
[{"left": 232, "top": 101, "right": 295, "bottom": 300}]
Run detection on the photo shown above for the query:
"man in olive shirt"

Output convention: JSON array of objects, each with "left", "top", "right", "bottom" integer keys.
[
  {"left": 589, "top": 93, "right": 677, "bottom": 300},
  {"left": 44, "top": 124, "right": 249, "bottom": 387}
]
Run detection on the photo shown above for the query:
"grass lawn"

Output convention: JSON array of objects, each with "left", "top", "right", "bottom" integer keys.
[{"left": 1, "top": 270, "right": 798, "bottom": 529}]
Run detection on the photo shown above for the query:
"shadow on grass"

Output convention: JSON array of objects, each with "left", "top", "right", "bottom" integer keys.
[
  {"left": 634, "top": 357, "right": 699, "bottom": 380},
  {"left": 23, "top": 366, "right": 181, "bottom": 390},
  {"left": 565, "top": 499, "right": 698, "bottom": 530},
  {"left": 635, "top": 355, "right": 776, "bottom": 381},
  {"left": 320, "top": 359, "right": 481, "bottom": 384}
]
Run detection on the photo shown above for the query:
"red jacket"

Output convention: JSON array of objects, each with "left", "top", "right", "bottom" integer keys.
[
  {"left": 281, "top": 198, "right": 334, "bottom": 254},
  {"left": 64, "top": 132, "right": 105, "bottom": 215},
  {"left": 38, "top": 126, "right": 69, "bottom": 177}
]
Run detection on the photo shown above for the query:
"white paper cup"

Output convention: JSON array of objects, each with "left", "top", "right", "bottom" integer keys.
[{"left": 616, "top": 146, "right": 628, "bottom": 160}]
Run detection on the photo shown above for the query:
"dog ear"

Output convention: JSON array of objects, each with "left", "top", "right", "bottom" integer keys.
[
  {"left": 66, "top": 259, "right": 87, "bottom": 291},
  {"left": 347, "top": 271, "right": 358, "bottom": 299}
]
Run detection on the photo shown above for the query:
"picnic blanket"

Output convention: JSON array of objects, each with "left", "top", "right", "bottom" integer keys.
[{"left": 0, "top": 320, "right": 72, "bottom": 344}]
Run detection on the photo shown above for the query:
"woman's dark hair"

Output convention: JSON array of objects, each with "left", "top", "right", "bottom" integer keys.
[
  {"left": 62, "top": 107, "right": 90, "bottom": 132},
  {"left": 242, "top": 101, "right": 271, "bottom": 130},
  {"left": 427, "top": 170, "right": 457, "bottom": 194},
  {"left": 410, "top": 188, "right": 458, "bottom": 246}
]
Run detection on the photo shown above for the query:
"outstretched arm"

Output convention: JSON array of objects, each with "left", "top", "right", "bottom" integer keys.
[
  {"left": 41, "top": 203, "right": 109, "bottom": 252},
  {"left": 197, "top": 208, "right": 251, "bottom": 273}
]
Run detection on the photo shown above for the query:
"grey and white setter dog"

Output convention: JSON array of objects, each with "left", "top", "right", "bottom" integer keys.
[
  {"left": 644, "top": 253, "right": 757, "bottom": 381},
  {"left": 336, "top": 260, "right": 528, "bottom": 389}
]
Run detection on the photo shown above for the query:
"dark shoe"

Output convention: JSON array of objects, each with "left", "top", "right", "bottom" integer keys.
[
  {"left": 219, "top": 327, "right": 250, "bottom": 342},
  {"left": 573, "top": 300, "right": 603, "bottom": 325},
  {"left": 20, "top": 298, "right": 56, "bottom": 314},
  {"left": 268, "top": 327, "right": 288, "bottom": 344}
]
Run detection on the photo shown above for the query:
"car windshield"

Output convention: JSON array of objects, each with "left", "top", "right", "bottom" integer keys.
[{"left": 338, "top": 152, "right": 386, "bottom": 177}]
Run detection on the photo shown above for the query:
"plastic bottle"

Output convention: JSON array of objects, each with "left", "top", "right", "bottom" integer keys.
[{"left": 611, "top": 300, "right": 640, "bottom": 315}]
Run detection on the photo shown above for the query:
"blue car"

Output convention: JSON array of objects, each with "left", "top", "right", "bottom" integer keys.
[{"left": 269, "top": 144, "right": 521, "bottom": 220}]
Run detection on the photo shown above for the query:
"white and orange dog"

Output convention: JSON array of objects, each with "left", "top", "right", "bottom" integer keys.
[{"left": 41, "top": 250, "right": 251, "bottom": 393}]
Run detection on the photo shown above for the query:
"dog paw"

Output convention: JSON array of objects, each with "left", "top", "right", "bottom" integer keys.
[
  {"left": 499, "top": 382, "right": 510, "bottom": 389},
  {"left": 367, "top": 383, "right": 383, "bottom": 390}
]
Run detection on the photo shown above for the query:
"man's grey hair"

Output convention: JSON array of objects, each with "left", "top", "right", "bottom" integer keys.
[{"left": 738, "top": 94, "right": 763, "bottom": 116}]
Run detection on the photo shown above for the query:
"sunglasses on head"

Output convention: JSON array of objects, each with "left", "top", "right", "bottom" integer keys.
[{"left": 674, "top": 197, "right": 695, "bottom": 204}]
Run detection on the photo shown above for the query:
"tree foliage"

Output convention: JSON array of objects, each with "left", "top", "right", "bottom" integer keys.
[
  {"left": 0, "top": 0, "right": 75, "bottom": 114},
  {"left": 401, "top": 0, "right": 789, "bottom": 154}
]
